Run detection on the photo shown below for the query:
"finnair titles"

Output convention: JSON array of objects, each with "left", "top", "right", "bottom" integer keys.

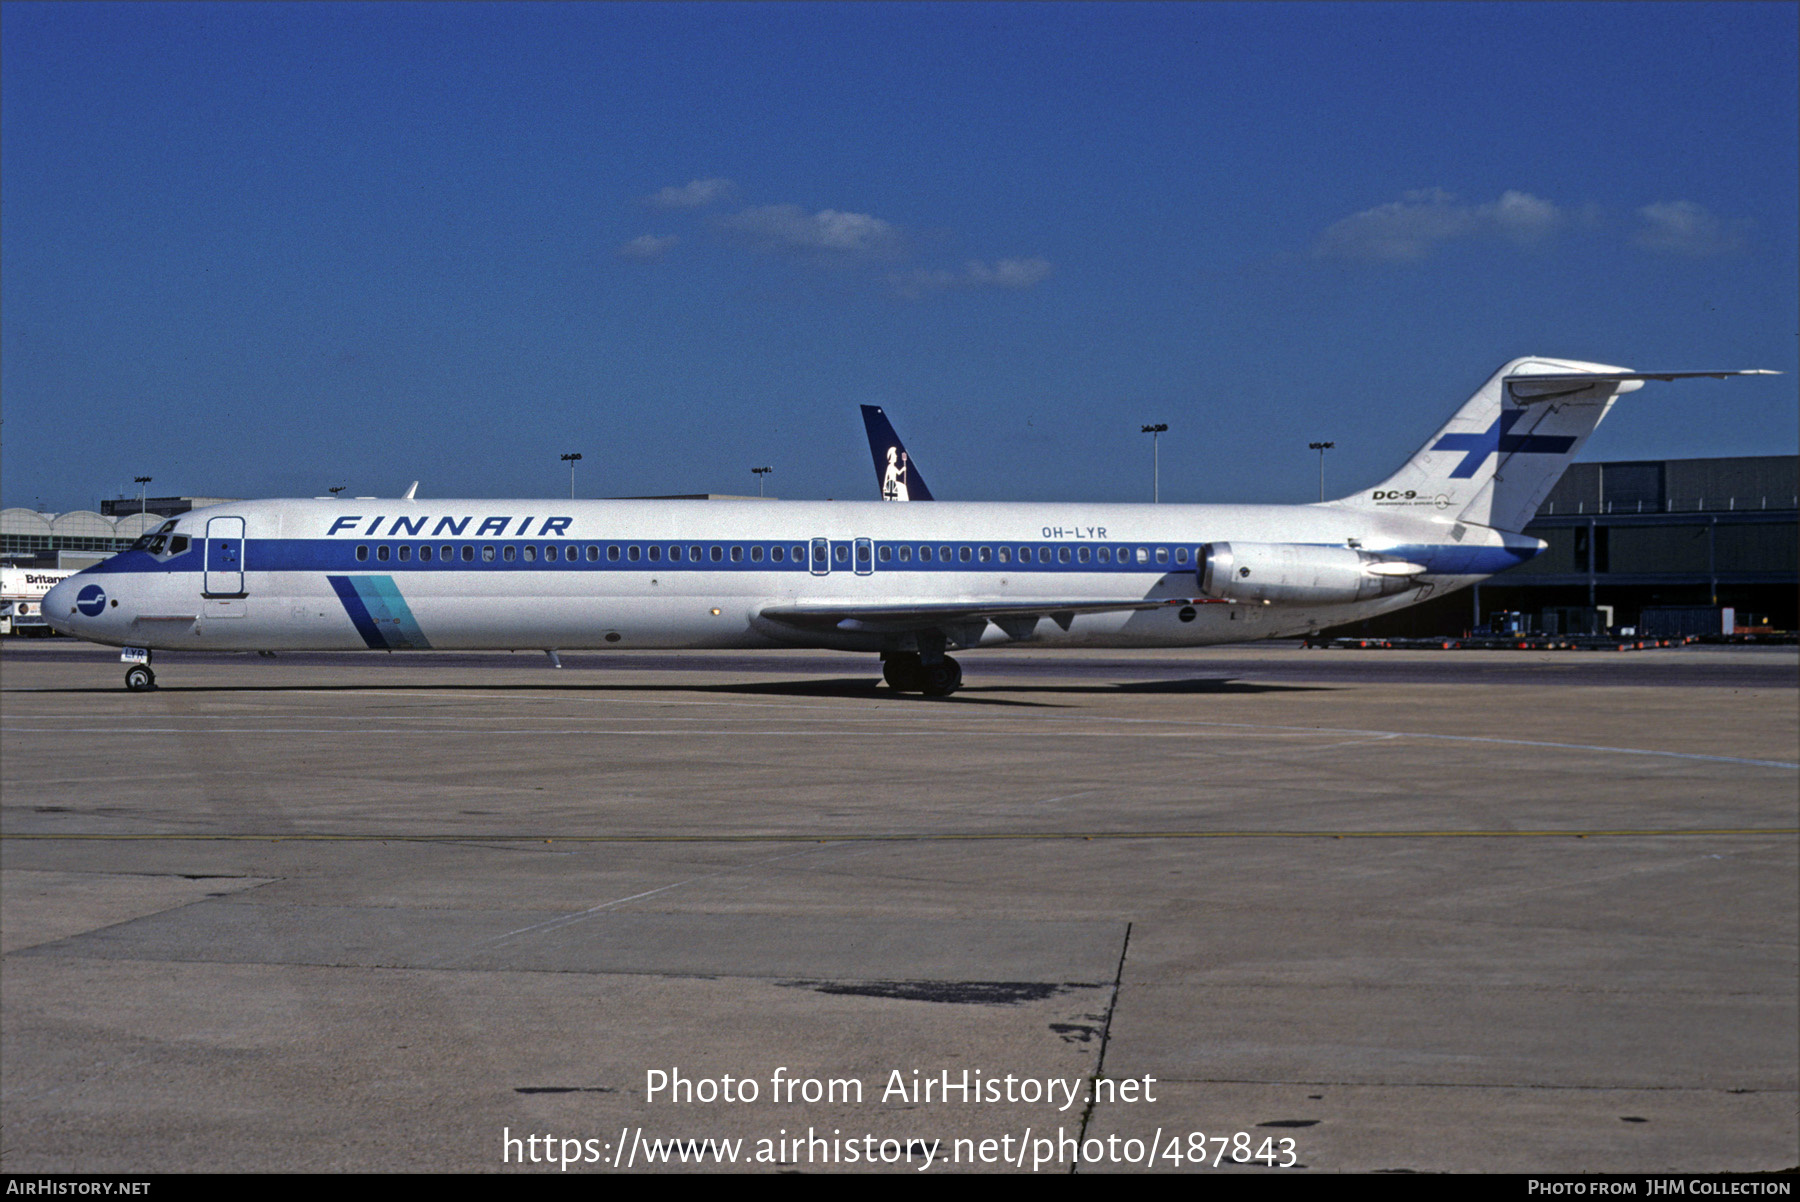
[{"left": 45, "top": 358, "right": 1777, "bottom": 695}]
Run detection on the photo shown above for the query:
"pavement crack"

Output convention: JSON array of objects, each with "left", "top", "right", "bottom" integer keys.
[{"left": 1071, "top": 919, "right": 1132, "bottom": 1174}]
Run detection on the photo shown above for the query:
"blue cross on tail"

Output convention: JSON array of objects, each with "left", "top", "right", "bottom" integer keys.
[{"left": 1431, "top": 409, "right": 1577, "bottom": 479}]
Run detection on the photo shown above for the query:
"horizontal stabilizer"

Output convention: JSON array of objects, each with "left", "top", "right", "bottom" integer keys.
[
  {"left": 1341, "top": 357, "right": 1781, "bottom": 533},
  {"left": 1507, "top": 369, "right": 1779, "bottom": 401}
]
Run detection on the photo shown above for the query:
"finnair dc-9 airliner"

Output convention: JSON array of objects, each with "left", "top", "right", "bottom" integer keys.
[{"left": 46, "top": 358, "right": 1776, "bottom": 695}]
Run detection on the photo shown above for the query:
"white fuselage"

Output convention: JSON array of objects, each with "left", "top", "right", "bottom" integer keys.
[{"left": 44, "top": 496, "right": 1535, "bottom": 654}]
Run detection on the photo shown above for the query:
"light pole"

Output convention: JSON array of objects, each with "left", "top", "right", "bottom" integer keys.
[
  {"left": 751, "top": 466, "right": 772, "bottom": 497},
  {"left": 1140, "top": 425, "right": 1167, "bottom": 503},
  {"left": 134, "top": 476, "right": 153, "bottom": 518},
  {"left": 1308, "top": 441, "right": 1335, "bottom": 502},
  {"left": 561, "top": 453, "right": 582, "bottom": 500}
]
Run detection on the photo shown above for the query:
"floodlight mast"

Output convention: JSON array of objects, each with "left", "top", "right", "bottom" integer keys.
[
  {"left": 1308, "top": 441, "right": 1335, "bottom": 502},
  {"left": 1140, "top": 425, "right": 1168, "bottom": 503}
]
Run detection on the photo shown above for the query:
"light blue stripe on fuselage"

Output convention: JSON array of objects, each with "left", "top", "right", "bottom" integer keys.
[
  {"left": 358, "top": 575, "right": 430, "bottom": 648},
  {"left": 328, "top": 575, "right": 431, "bottom": 649}
]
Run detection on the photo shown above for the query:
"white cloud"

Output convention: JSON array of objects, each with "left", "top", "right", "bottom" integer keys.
[
  {"left": 616, "top": 234, "right": 678, "bottom": 261},
  {"left": 645, "top": 178, "right": 735, "bottom": 209},
  {"left": 890, "top": 257, "right": 1053, "bottom": 298},
  {"left": 1634, "top": 201, "right": 1747, "bottom": 257},
  {"left": 1315, "top": 189, "right": 1565, "bottom": 262},
  {"left": 1486, "top": 190, "right": 1563, "bottom": 241},
  {"left": 967, "top": 258, "right": 1054, "bottom": 288},
  {"left": 718, "top": 204, "right": 906, "bottom": 260},
  {"left": 645, "top": 191, "right": 1044, "bottom": 297}
]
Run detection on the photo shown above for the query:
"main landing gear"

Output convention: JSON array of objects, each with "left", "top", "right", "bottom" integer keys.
[{"left": 882, "top": 652, "right": 962, "bottom": 697}]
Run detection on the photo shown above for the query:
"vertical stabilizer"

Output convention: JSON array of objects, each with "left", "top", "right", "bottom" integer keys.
[
  {"left": 861, "top": 405, "right": 935, "bottom": 501},
  {"left": 1335, "top": 357, "right": 1640, "bottom": 532}
]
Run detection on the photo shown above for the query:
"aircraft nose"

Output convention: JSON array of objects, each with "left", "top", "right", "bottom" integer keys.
[
  {"left": 43, "top": 575, "right": 110, "bottom": 635},
  {"left": 42, "top": 578, "right": 76, "bottom": 633}
]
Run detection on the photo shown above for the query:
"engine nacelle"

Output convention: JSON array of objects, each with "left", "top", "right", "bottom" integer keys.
[{"left": 1198, "top": 542, "right": 1426, "bottom": 606}]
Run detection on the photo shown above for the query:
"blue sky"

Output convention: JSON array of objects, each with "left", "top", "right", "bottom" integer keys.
[{"left": 4, "top": 1, "right": 1794, "bottom": 512}]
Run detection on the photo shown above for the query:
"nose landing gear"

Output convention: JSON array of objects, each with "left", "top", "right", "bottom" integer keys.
[{"left": 121, "top": 647, "right": 156, "bottom": 692}]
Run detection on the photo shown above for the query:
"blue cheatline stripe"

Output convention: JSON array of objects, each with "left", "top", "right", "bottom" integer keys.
[
  {"left": 114, "top": 538, "right": 1209, "bottom": 575},
  {"left": 327, "top": 575, "right": 432, "bottom": 650},
  {"left": 327, "top": 576, "right": 386, "bottom": 649},
  {"left": 88, "top": 538, "right": 1534, "bottom": 578}
]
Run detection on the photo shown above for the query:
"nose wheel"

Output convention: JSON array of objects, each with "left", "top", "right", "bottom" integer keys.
[{"left": 124, "top": 665, "right": 157, "bottom": 692}]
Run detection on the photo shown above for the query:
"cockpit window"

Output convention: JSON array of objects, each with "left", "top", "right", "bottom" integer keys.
[
  {"left": 132, "top": 531, "right": 192, "bottom": 558},
  {"left": 158, "top": 520, "right": 178, "bottom": 534}
]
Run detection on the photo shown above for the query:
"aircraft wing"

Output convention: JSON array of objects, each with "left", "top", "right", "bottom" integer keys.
[{"left": 760, "top": 596, "right": 1205, "bottom": 634}]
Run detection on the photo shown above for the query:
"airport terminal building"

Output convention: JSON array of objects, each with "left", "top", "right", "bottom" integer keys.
[
  {"left": 1330, "top": 454, "right": 1798, "bottom": 637},
  {"left": 1, "top": 507, "right": 165, "bottom": 568},
  {"left": 2, "top": 497, "right": 240, "bottom": 568}
]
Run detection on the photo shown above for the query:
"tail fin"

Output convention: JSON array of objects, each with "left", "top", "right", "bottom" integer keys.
[
  {"left": 1335, "top": 358, "right": 1777, "bottom": 532},
  {"left": 861, "top": 405, "right": 935, "bottom": 501}
]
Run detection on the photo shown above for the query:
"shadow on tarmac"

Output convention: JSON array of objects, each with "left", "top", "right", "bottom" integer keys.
[{"left": 7, "top": 675, "right": 1329, "bottom": 706}]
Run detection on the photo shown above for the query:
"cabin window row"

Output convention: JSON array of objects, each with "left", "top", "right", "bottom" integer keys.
[
  {"left": 878, "top": 544, "right": 1187, "bottom": 566},
  {"left": 349, "top": 543, "right": 1191, "bottom": 566},
  {"left": 348, "top": 543, "right": 805, "bottom": 564}
]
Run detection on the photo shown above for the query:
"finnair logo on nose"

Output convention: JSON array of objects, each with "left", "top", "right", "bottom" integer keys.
[
  {"left": 1431, "top": 410, "right": 1577, "bottom": 479},
  {"left": 76, "top": 584, "right": 107, "bottom": 617}
]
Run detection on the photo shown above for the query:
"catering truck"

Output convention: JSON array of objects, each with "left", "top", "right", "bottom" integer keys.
[{"left": 1, "top": 565, "right": 78, "bottom": 635}]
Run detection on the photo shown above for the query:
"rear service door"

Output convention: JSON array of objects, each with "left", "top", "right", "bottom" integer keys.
[{"left": 204, "top": 517, "right": 246, "bottom": 596}]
